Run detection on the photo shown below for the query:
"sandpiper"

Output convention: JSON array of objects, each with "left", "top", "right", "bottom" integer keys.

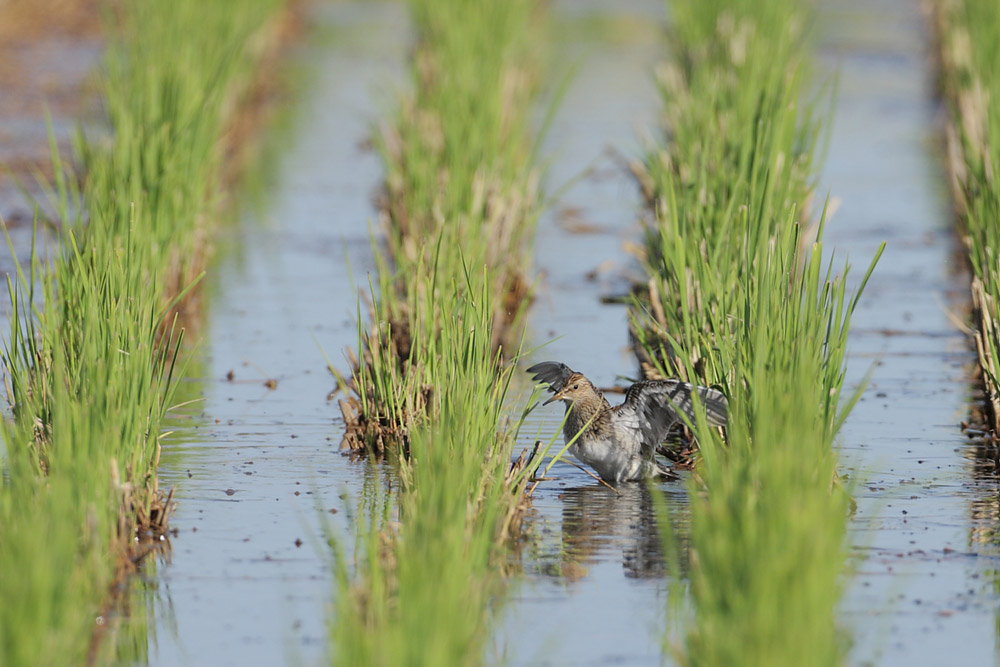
[{"left": 528, "top": 361, "right": 728, "bottom": 484}]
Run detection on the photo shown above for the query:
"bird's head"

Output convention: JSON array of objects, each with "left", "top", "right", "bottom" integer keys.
[{"left": 543, "top": 372, "right": 595, "bottom": 406}]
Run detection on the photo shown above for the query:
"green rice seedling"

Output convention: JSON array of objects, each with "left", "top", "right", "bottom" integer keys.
[
  {"left": 330, "top": 267, "right": 533, "bottom": 666},
  {"left": 90, "top": 0, "right": 286, "bottom": 299},
  {"left": 330, "top": 0, "right": 556, "bottom": 661},
  {"left": 934, "top": 0, "right": 1000, "bottom": 431},
  {"left": 633, "top": 1, "right": 882, "bottom": 664},
  {"left": 661, "top": 215, "right": 878, "bottom": 665},
  {"left": 0, "top": 199, "right": 188, "bottom": 666},
  {"left": 632, "top": 0, "right": 823, "bottom": 388},
  {"left": 339, "top": 0, "right": 545, "bottom": 454},
  {"left": 0, "top": 1, "right": 284, "bottom": 663}
]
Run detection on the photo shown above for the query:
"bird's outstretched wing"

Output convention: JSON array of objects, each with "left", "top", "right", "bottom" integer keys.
[
  {"left": 614, "top": 380, "right": 728, "bottom": 452},
  {"left": 527, "top": 361, "right": 575, "bottom": 394}
]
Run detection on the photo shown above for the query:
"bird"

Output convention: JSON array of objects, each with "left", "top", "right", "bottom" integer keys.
[{"left": 528, "top": 361, "right": 728, "bottom": 485}]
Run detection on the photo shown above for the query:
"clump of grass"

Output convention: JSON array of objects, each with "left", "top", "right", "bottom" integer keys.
[
  {"left": 633, "top": 1, "right": 881, "bottom": 663},
  {"left": 338, "top": 0, "right": 544, "bottom": 454},
  {"left": 329, "top": 0, "right": 549, "bottom": 662},
  {"left": 330, "top": 273, "right": 533, "bottom": 665},
  {"left": 0, "top": 1, "right": 284, "bottom": 663},
  {"left": 934, "top": 0, "right": 1000, "bottom": 432},
  {"left": 631, "top": 0, "right": 822, "bottom": 386}
]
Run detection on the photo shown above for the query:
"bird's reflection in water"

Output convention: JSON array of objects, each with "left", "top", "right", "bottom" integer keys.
[{"left": 546, "top": 481, "right": 691, "bottom": 580}]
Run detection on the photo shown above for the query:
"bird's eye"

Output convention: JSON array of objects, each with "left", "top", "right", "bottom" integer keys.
[{"left": 572, "top": 383, "right": 579, "bottom": 390}]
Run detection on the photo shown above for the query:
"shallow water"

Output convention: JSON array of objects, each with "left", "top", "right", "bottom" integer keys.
[
  {"left": 145, "top": 4, "right": 407, "bottom": 664},
  {"left": 1, "top": 0, "right": 995, "bottom": 663},
  {"left": 507, "top": 0, "right": 1000, "bottom": 663},
  {"left": 145, "top": 1, "right": 686, "bottom": 662},
  {"left": 496, "top": 2, "right": 680, "bottom": 664},
  {"left": 818, "top": 1, "right": 1000, "bottom": 662}
]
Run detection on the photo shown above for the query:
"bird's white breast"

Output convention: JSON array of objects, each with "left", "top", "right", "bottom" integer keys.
[{"left": 570, "top": 437, "right": 642, "bottom": 484}]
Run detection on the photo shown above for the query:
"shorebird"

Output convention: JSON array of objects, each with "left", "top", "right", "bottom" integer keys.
[{"left": 528, "top": 361, "right": 728, "bottom": 484}]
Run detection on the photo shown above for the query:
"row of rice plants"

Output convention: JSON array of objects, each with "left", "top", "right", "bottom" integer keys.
[
  {"left": 934, "top": 0, "right": 1000, "bottom": 433},
  {"left": 330, "top": 0, "right": 546, "bottom": 662},
  {"left": 0, "top": 1, "right": 284, "bottom": 663},
  {"left": 632, "top": 1, "right": 880, "bottom": 663},
  {"left": 330, "top": 277, "right": 533, "bottom": 664},
  {"left": 337, "top": 0, "right": 544, "bottom": 453}
]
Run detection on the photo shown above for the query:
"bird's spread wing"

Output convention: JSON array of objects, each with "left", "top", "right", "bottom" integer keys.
[
  {"left": 615, "top": 380, "right": 729, "bottom": 451},
  {"left": 527, "top": 361, "right": 575, "bottom": 394}
]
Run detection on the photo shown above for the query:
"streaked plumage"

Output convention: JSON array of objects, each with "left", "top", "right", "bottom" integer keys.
[{"left": 528, "top": 361, "right": 728, "bottom": 484}]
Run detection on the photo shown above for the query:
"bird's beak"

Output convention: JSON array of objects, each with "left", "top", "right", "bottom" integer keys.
[{"left": 542, "top": 389, "right": 564, "bottom": 406}]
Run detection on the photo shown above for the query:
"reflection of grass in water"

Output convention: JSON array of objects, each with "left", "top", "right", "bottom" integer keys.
[
  {"left": 635, "top": 0, "right": 881, "bottom": 664},
  {"left": 0, "top": 0, "right": 283, "bottom": 663},
  {"left": 114, "top": 354, "right": 205, "bottom": 661},
  {"left": 104, "top": 555, "right": 165, "bottom": 665},
  {"left": 329, "top": 0, "right": 550, "bottom": 662}
]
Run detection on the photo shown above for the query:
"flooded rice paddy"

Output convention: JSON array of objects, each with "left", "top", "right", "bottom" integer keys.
[
  {"left": 821, "top": 1, "right": 1000, "bottom": 662},
  {"left": 3, "top": 0, "right": 1000, "bottom": 664},
  {"left": 144, "top": 4, "right": 405, "bottom": 664}
]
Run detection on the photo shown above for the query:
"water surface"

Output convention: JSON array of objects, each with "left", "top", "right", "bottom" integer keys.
[
  {"left": 147, "top": 4, "right": 407, "bottom": 664},
  {"left": 818, "top": 1, "right": 1000, "bottom": 663},
  {"left": 125, "top": 0, "right": 1000, "bottom": 664}
]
